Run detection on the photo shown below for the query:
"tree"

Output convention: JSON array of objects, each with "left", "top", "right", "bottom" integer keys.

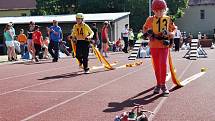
[
  {"left": 31, "top": 0, "right": 189, "bottom": 31},
  {"left": 31, "top": 0, "right": 78, "bottom": 15},
  {"left": 166, "top": 0, "right": 189, "bottom": 20}
]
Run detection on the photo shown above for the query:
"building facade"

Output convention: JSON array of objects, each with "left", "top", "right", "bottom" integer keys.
[
  {"left": 175, "top": 0, "right": 215, "bottom": 38},
  {"left": 0, "top": 12, "right": 130, "bottom": 55},
  {"left": 0, "top": 0, "right": 36, "bottom": 17}
]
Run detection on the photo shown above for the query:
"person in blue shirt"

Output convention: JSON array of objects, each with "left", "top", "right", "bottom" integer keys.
[{"left": 47, "top": 20, "right": 63, "bottom": 62}]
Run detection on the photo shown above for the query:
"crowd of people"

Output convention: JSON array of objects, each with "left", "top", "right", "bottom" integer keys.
[
  {"left": 2, "top": 20, "right": 68, "bottom": 62},
  {"left": 3, "top": 14, "right": 213, "bottom": 64},
  {"left": 2, "top": 15, "right": 147, "bottom": 63}
]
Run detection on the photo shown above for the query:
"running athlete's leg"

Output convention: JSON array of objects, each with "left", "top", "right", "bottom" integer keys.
[
  {"left": 76, "top": 41, "right": 84, "bottom": 66},
  {"left": 82, "top": 41, "right": 90, "bottom": 71},
  {"left": 53, "top": 41, "right": 59, "bottom": 61},
  {"left": 48, "top": 41, "right": 55, "bottom": 59}
]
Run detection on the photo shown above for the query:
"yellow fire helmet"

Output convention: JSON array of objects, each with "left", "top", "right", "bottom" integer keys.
[{"left": 76, "top": 13, "right": 84, "bottom": 19}]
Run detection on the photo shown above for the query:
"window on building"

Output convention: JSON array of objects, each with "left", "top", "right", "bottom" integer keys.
[
  {"left": 21, "top": 13, "right": 27, "bottom": 16},
  {"left": 200, "top": 10, "right": 205, "bottom": 19}
]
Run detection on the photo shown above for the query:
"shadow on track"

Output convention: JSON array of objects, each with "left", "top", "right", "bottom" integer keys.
[
  {"left": 103, "top": 87, "right": 163, "bottom": 113},
  {"left": 170, "top": 85, "right": 182, "bottom": 92},
  {"left": 38, "top": 69, "right": 111, "bottom": 80}
]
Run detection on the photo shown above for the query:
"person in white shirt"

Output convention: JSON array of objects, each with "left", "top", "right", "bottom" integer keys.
[
  {"left": 173, "top": 27, "right": 181, "bottom": 51},
  {"left": 121, "top": 24, "right": 129, "bottom": 53},
  {"left": 198, "top": 32, "right": 202, "bottom": 40},
  {"left": 128, "top": 28, "right": 135, "bottom": 50}
]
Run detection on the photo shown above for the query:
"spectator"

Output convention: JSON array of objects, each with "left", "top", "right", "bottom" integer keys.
[
  {"left": 17, "top": 29, "right": 27, "bottom": 59},
  {"left": 4, "top": 24, "right": 16, "bottom": 61},
  {"left": 13, "top": 37, "right": 21, "bottom": 56},
  {"left": 213, "top": 32, "right": 215, "bottom": 44},
  {"left": 122, "top": 24, "right": 129, "bottom": 53},
  {"left": 129, "top": 28, "right": 135, "bottom": 50},
  {"left": 173, "top": 27, "right": 181, "bottom": 51},
  {"left": 27, "top": 21, "right": 35, "bottom": 59},
  {"left": 203, "top": 33, "right": 207, "bottom": 40},
  {"left": 182, "top": 31, "right": 187, "bottom": 45},
  {"left": 9, "top": 22, "right": 16, "bottom": 37},
  {"left": 101, "top": 21, "right": 109, "bottom": 57},
  {"left": 42, "top": 37, "right": 50, "bottom": 59},
  {"left": 9, "top": 22, "right": 17, "bottom": 60},
  {"left": 198, "top": 32, "right": 202, "bottom": 40},
  {"left": 137, "top": 29, "right": 144, "bottom": 40},
  {"left": 47, "top": 20, "right": 63, "bottom": 62},
  {"left": 115, "top": 38, "right": 123, "bottom": 52},
  {"left": 91, "top": 23, "right": 99, "bottom": 47},
  {"left": 32, "top": 25, "right": 43, "bottom": 62}
]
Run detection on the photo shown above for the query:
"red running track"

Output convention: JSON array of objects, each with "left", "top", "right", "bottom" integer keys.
[{"left": 0, "top": 49, "right": 215, "bottom": 121}]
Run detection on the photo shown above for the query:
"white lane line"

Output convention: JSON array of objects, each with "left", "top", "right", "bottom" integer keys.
[
  {"left": 91, "top": 63, "right": 117, "bottom": 70},
  {"left": 0, "top": 79, "right": 63, "bottom": 96},
  {"left": 116, "top": 65, "right": 126, "bottom": 69},
  {"left": 180, "top": 72, "right": 206, "bottom": 86},
  {"left": 18, "top": 90, "right": 87, "bottom": 93},
  {"left": 148, "top": 61, "right": 193, "bottom": 121},
  {"left": 0, "top": 66, "right": 68, "bottom": 81},
  {"left": 20, "top": 65, "right": 151, "bottom": 121}
]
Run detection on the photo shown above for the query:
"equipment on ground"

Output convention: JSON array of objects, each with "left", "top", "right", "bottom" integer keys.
[
  {"left": 128, "top": 40, "right": 150, "bottom": 60},
  {"left": 128, "top": 40, "right": 144, "bottom": 60},
  {"left": 183, "top": 39, "right": 207, "bottom": 60},
  {"left": 114, "top": 104, "right": 153, "bottom": 121}
]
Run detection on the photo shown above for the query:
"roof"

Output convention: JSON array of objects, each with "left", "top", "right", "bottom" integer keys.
[
  {"left": 0, "top": 0, "right": 36, "bottom": 10},
  {"left": 189, "top": 0, "right": 215, "bottom": 6},
  {"left": 0, "top": 12, "right": 130, "bottom": 24}
]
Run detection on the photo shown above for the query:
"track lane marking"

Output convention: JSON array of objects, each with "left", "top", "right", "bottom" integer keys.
[
  {"left": 17, "top": 90, "right": 87, "bottom": 93},
  {"left": 20, "top": 64, "right": 151, "bottom": 121},
  {"left": 0, "top": 78, "right": 63, "bottom": 96},
  {"left": 148, "top": 61, "right": 193, "bottom": 121},
  {"left": 0, "top": 66, "right": 69, "bottom": 81},
  {"left": 180, "top": 72, "right": 206, "bottom": 86}
]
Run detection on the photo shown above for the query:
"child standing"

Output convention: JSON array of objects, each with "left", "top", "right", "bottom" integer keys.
[
  {"left": 17, "top": 29, "right": 27, "bottom": 59},
  {"left": 42, "top": 37, "right": 50, "bottom": 59},
  {"left": 143, "top": 0, "right": 176, "bottom": 96}
]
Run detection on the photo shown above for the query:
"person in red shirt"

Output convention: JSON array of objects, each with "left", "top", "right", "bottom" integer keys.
[
  {"left": 32, "top": 25, "right": 43, "bottom": 62},
  {"left": 115, "top": 38, "right": 123, "bottom": 51},
  {"left": 101, "top": 21, "right": 109, "bottom": 57},
  {"left": 143, "top": 0, "right": 176, "bottom": 96}
]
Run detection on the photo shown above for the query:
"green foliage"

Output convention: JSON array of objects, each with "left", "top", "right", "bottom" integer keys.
[
  {"left": 31, "top": 0, "right": 77, "bottom": 15},
  {"left": 166, "top": 0, "right": 189, "bottom": 20},
  {"left": 31, "top": 0, "right": 189, "bottom": 31}
]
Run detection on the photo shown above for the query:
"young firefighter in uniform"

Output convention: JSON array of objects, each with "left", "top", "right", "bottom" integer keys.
[
  {"left": 70, "top": 13, "right": 94, "bottom": 74},
  {"left": 143, "top": 0, "right": 176, "bottom": 96}
]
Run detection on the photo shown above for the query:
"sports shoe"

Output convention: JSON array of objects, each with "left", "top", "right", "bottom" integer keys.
[
  {"left": 161, "top": 85, "right": 169, "bottom": 97},
  {"left": 84, "top": 68, "right": 90, "bottom": 74},
  {"left": 35, "top": 57, "right": 39, "bottom": 62},
  {"left": 52, "top": 58, "right": 58, "bottom": 62},
  {"left": 153, "top": 85, "right": 161, "bottom": 94},
  {"left": 84, "top": 70, "right": 90, "bottom": 74}
]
